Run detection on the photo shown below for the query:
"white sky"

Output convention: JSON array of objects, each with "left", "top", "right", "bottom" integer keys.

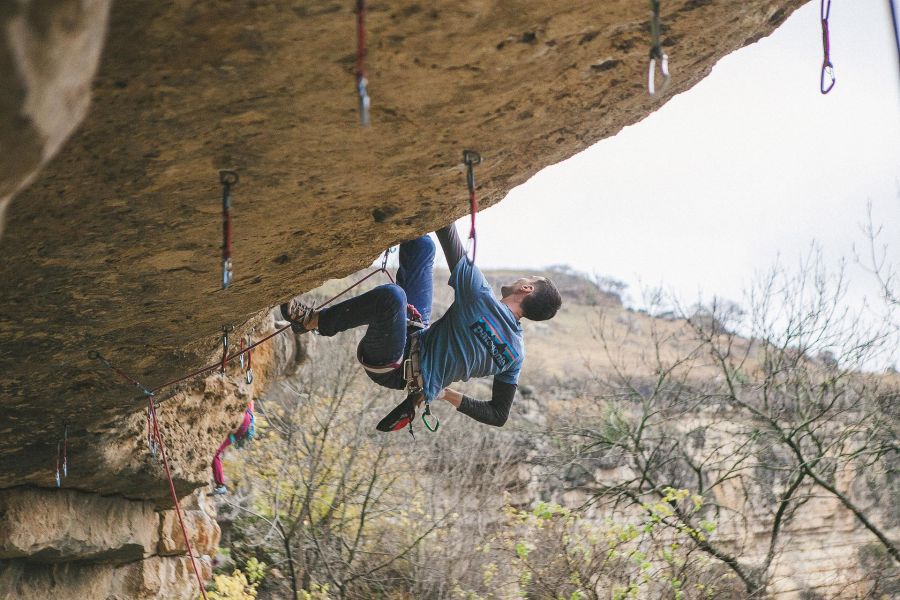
[{"left": 449, "top": 1, "right": 900, "bottom": 316}]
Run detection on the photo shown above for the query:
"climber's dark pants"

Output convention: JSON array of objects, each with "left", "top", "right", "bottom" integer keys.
[{"left": 316, "top": 236, "right": 434, "bottom": 387}]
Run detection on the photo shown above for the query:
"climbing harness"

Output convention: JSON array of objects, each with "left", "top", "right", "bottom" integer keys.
[
  {"left": 462, "top": 150, "right": 481, "bottom": 265},
  {"left": 220, "top": 170, "right": 239, "bottom": 289},
  {"left": 400, "top": 333, "right": 440, "bottom": 435},
  {"left": 356, "top": 0, "right": 371, "bottom": 126},
  {"left": 648, "top": 0, "right": 670, "bottom": 95},
  {"left": 232, "top": 408, "right": 256, "bottom": 449},
  {"left": 820, "top": 0, "right": 835, "bottom": 94}
]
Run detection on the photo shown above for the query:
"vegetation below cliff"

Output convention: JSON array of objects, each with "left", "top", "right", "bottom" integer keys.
[{"left": 212, "top": 264, "right": 899, "bottom": 599}]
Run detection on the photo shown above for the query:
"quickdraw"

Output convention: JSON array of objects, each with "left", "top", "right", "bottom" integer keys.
[
  {"left": 380, "top": 246, "right": 395, "bottom": 273},
  {"left": 220, "top": 324, "right": 233, "bottom": 375},
  {"left": 147, "top": 407, "right": 158, "bottom": 456},
  {"left": 648, "top": 0, "right": 670, "bottom": 95},
  {"left": 220, "top": 170, "right": 239, "bottom": 289},
  {"left": 356, "top": 0, "right": 371, "bottom": 126},
  {"left": 820, "top": 0, "right": 835, "bottom": 94},
  {"left": 87, "top": 351, "right": 208, "bottom": 600},
  {"left": 55, "top": 440, "right": 62, "bottom": 488},
  {"left": 242, "top": 329, "right": 255, "bottom": 384},
  {"left": 462, "top": 150, "right": 482, "bottom": 265}
]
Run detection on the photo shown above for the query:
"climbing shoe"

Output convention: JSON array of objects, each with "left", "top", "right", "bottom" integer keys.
[
  {"left": 376, "top": 392, "right": 422, "bottom": 432},
  {"left": 211, "top": 485, "right": 228, "bottom": 496},
  {"left": 280, "top": 297, "right": 315, "bottom": 334}
]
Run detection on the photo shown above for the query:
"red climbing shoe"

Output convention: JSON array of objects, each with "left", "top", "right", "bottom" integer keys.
[
  {"left": 376, "top": 392, "right": 422, "bottom": 432},
  {"left": 280, "top": 297, "right": 315, "bottom": 334}
]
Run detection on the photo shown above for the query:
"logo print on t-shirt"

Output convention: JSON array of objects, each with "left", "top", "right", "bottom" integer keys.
[{"left": 469, "top": 316, "right": 517, "bottom": 369}]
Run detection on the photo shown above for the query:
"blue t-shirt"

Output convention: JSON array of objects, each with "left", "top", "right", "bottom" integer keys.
[{"left": 418, "top": 257, "right": 524, "bottom": 402}]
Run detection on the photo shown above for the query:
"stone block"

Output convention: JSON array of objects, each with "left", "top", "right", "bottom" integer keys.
[
  {"left": 0, "top": 554, "right": 211, "bottom": 600},
  {"left": 158, "top": 502, "right": 220, "bottom": 557},
  {"left": 0, "top": 489, "right": 158, "bottom": 563}
]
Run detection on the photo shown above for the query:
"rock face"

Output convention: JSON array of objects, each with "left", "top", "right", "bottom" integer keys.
[
  {"left": 0, "top": 488, "right": 218, "bottom": 599},
  {"left": 0, "top": 0, "right": 112, "bottom": 236},
  {"left": 0, "top": 1, "right": 806, "bottom": 597}
]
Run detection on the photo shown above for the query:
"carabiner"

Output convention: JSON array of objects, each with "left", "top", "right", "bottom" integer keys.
[
  {"left": 244, "top": 331, "right": 254, "bottom": 384},
  {"left": 647, "top": 0, "right": 670, "bottom": 95},
  {"left": 820, "top": 62, "right": 835, "bottom": 94},
  {"left": 465, "top": 234, "right": 477, "bottom": 266},
  {"left": 62, "top": 425, "right": 68, "bottom": 478},
  {"left": 357, "top": 76, "right": 371, "bottom": 127},
  {"left": 648, "top": 52, "right": 670, "bottom": 96},
  {"left": 819, "top": 0, "right": 835, "bottom": 94},
  {"left": 422, "top": 404, "right": 440, "bottom": 432},
  {"left": 55, "top": 441, "right": 61, "bottom": 487},
  {"left": 220, "top": 170, "right": 238, "bottom": 289},
  {"left": 462, "top": 150, "right": 481, "bottom": 265},
  {"left": 220, "top": 325, "right": 233, "bottom": 375}
]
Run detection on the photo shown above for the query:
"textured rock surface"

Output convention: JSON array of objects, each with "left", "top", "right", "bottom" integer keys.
[
  {"left": 0, "top": 488, "right": 218, "bottom": 599},
  {"left": 0, "top": 488, "right": 157, "bottom": 563},
  {"left": 0, "top": 0, "right": 804, "bottom": 498},
  {"left": 0, "top": 1, "right": 807, "bottom": 597},
  {"left": 158, "top": 492, "right": 221, "bottom": 557},
  {"left": 0, "top": 0, "right": 111, "bottom": 236},
  {"left": 0, "top": 555, "right": 212, "bottom": 600}
]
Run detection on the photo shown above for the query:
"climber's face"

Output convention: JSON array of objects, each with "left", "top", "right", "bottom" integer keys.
[{"left": 500, "top": 276, "right": 545, "bottom": 299}]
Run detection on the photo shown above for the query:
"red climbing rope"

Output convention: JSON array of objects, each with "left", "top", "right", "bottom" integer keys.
[
  {"left": 88, "top": 253, "right": 399, "bottom": 600},
  {"left": 462, "top": 150, "right": 482, "bottom": 264},
  {"left": 820, "top": 0, "right": 835, "bottom": 94},
  {"left": 86, "top": 352, "right": 208, "bottom": 600},
  {"left": 147, "top": 396, "right": 209, "bottom": 600},
  {"left": 314, "top": 257, "right": 394, "bottom": 309},
  {"left": 93, "top": 257, "right": 396, "bottom": 396},
  {"left": 147, "top": 323, "right": 294, "bottom": 394}
]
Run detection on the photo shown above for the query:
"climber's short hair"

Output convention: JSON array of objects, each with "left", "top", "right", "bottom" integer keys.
[{"left": 522, "top": 278, "right": 562, "bottom": 321}]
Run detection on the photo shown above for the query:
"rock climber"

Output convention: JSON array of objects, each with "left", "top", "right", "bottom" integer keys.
[
  {"left": 279, "top": 222, "right": 562, "bottom": 432},
  {"left": 211, "top": 400, "right": 255, "bottom": 495}
]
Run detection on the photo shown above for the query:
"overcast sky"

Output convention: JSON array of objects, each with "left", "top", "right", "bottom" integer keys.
[{"left": 448, "top": 1, "right": 900, "bottom": 320}]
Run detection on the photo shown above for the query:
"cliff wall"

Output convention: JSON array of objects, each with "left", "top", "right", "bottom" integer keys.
[{"left": 0, "top": 1, "right": 806, "bottom": 597}]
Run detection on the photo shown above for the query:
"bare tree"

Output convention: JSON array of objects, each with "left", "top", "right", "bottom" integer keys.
[
  {"left": 222, "top": 336, "right": 454, "bottom": 599},
  {"left": 549, "top": 252, "right": 899, "bottom": 598}
]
